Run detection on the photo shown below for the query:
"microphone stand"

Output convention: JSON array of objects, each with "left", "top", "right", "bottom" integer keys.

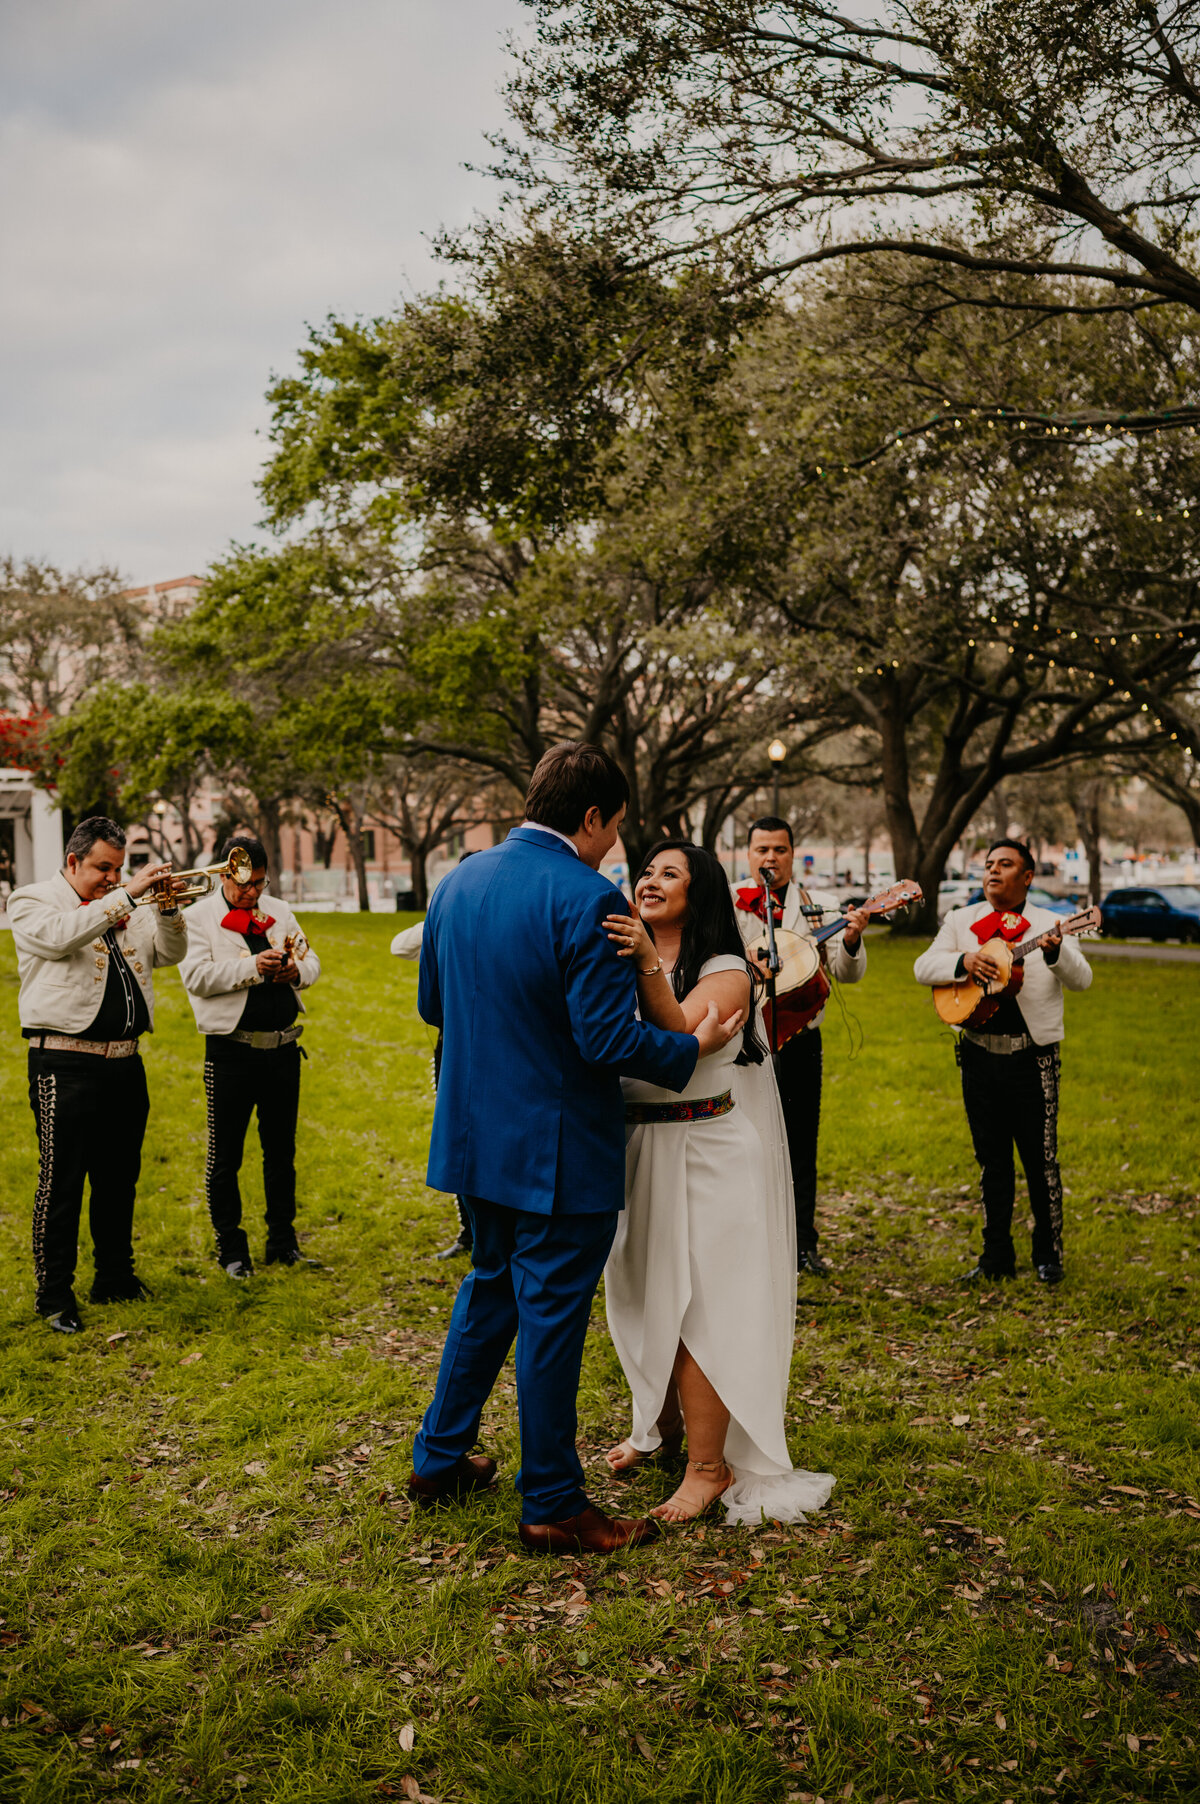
[{"left": 761, "top": 872, "right": 782, "bottom": 1060}]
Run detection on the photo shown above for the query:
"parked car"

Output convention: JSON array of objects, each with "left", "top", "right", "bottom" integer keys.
[
  {"left": 1100, "top": 885, "right": 1200, "bottom": 943},
  {"left": 964, "top": 885, "right": 1077, "bottom": 918},
  {"left": 937, "top": 880, "right": 977, "bottom": 920}
]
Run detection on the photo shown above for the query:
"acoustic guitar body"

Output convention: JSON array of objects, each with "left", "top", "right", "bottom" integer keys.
[
  {"left": 747, "top": 927, "right": 830, "bottom": 1048},
  {"left": 931, "top": 936, "right": 1018, "bottom": 1027}
]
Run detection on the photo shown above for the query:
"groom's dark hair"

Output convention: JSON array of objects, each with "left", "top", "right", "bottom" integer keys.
[{"left": 524, "top": 742, "right": 630, "bottom": 833}]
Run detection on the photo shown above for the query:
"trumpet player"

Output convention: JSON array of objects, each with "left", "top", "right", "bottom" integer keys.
[
  {"left": 178, "top": 834, "right": 320, "bottom": 1279},
  {"left": 8, "top": 816, "right": 188, "bottom": 1334}
]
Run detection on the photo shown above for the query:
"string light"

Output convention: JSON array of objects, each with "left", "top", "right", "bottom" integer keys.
[{"left": 807, "top": 401, "right": 1200, "bottom": 487}]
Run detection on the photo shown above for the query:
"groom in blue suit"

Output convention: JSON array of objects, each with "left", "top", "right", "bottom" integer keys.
[{"left": 408, "top": 742, "right": 741, "bottom": 1553}]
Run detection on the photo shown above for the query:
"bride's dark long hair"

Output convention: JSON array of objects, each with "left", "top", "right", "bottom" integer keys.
[{"left": 632, "top": 840, "right": 765, "bottom": 1067}]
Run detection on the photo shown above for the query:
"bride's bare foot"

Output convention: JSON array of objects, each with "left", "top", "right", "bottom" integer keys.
[
  {"left": 605, "top": 1439, "right": 642, "bottom": 1473},
  {"left": 649, "top": 1458, "right": 733, "bottom": 1524},
  {"left": 605, "top": 1413, "right": 686, "bottom": 1474}
]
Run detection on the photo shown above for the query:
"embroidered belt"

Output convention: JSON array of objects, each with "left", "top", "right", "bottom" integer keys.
[
  {"left": 227, "top": 1024, "right": 303, "bottom": 1050},
  {"left": 625, "top": 1090, "right": 733, "bottom": 1125},
  {"left": 961, "top": 1028, "right": 1033, "bottom": 1056},
  {"left": 27, "top": 1033, "right": 140, "bottom": 1060}
]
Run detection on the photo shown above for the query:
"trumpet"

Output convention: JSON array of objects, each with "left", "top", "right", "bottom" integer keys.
[
  {"left": 134, "top": 846, "right": 255, "bottom": 908},
  {"left": 280, "top": 927, "right": 311, "bottom": 961}
]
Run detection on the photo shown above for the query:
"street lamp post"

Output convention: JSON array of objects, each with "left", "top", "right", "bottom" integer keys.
[{"left": 767, "top": 738, "right": 787, "bottom": 818}]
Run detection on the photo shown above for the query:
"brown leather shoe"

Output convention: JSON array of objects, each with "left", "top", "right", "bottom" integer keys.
[
  {"left": 406, "top": 1454, "right": 497, "bottom": 1510},
  {"left": 517, "top": 1503, "right": 659, "bottom": 1555}
]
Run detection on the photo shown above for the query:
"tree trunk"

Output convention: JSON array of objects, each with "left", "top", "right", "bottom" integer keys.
[
  {"left": 255, "top": 802, "right": 284, "bottom": 886},
  {"left": 175, "top": 786, "right": 203, "bottom": 867},
  {"left": 1071, "top": 781, "right": 1104, "bottom": 906},
  {"left": 878, "top": 712, "right": 942, "bottom": 932},
  {"left": 312, "top": 818, "right": 337, "bottom": 868},
  {"left": 408, "top": 843, "right": 429, "bottom": 910},
  {"left": 862, "top": 827, "right": 871, "bottom": 890},
  {"left": 348, "top": 808, "right": 371, "bottom": 911},
  {"left": 619, "top": 818, "right": 655, "bottom": 879}
]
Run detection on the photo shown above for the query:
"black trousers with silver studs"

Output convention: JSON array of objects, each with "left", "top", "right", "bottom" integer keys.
[
  {"left": 27, "top": 1046, "right": 149, "bottom": 1314},
  {"left": 772, "top": 1027, "right": 823, "bottom": 1256},
  {"left": 959, "top": 1038, "right": 1064, "bottom": 1274},
  {"left": 203, "top": 1038, "right": 301, "bottom": 1266}
]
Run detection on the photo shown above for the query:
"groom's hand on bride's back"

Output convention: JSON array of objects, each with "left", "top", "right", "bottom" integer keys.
[{"left": 692, "top": 1000, "right": 744, "bottom": 1056}]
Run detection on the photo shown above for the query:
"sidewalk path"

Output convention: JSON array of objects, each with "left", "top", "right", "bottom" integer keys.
[{"left": 1088, "top": 940, "right": 1200, "bottom": 963}]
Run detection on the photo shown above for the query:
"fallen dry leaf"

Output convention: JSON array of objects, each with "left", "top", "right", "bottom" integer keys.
[
  {"left": 106, "top": 1331, "right": 128, "bottom": 1345},
  {"left": 634, "top": 1733, "right": 655, "bottom": 1762},
  {"left": 243, "top": 1461, "right": 267, "bottom": 1477},
  {"left": 1127, "top": 1734, "right": 1140, "bottom": 1754},
  {"left": 995, "top": 1712, "right": 1007, "bottom": 1730},
  {"left": 399, "top": 1722, "right": 416, "bottom": 1752},
  {"left": 179, "top": 1349, "right": 203, "bottom": 1366},
  {"left": 951, "top": 1414, "right": 971, "bottom": 1428}
]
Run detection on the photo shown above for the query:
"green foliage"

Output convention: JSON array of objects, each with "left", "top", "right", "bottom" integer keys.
[
  {"left": 48, "top": 684, "right": 242, "bottom": 826},
  {"left": 262, "top": 238, "right": 755, "bottom": 540},
  {"left": 505, "top": 1, "right": 1200, "bottom": 321},
  {"left": 0, "top": 927, "right": 1196, "bottom": 1801},
  {"left": 0, "top": 556, "right": 139, "bottom": 717},
  {"left": 251, "top": 249, "right": 1200, "bottom": 889}
]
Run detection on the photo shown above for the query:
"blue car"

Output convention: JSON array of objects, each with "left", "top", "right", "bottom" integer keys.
[
  {"left": 966, "top": 885, "right": 1077, "bottom": 919},
  {"left": 1100, "top": 885, "right": 1200, "bottom": 943}
]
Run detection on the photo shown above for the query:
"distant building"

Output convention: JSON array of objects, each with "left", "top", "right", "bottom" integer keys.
[
  {"left": 123, "top": 574, "right": 205, "bottom": 622},
  {"left": 0, "top": 768, "right": 63, "bottom": 892}
]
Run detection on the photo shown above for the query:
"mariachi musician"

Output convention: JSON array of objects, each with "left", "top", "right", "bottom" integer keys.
[
  {"left": 8, "top": 816, "right": 188, "bottom": 1333},
  {"left": 733, "top": 816, "right": 869, "bottom": 1276},
  {"left": 178, "top": 833, "right": 320, "bottom": 1279},
  {"left": 913, "top": 837, "right": 1093, "bottom": 1285}
]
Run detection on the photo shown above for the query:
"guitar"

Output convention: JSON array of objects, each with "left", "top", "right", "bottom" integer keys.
[
  {"left": 745, "top": 879, "right": 924, "bottom": 1049},
  {"left": 932, "top": 906, "right": 1102, "bottom": 1028}
]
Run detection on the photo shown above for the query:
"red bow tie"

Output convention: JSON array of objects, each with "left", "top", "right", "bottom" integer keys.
[
  {"left": 970, "top": 909, "right": 1028, "bottom": 944},
  {"left": 222, "top": 907, "right": 275, "bottom": 936},
  {"left": 735, "top": 886, "right": 783, "bottom": 925}
]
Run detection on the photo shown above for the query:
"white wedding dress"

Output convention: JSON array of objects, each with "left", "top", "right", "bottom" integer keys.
[{"left": 605, "top": 956, "right": 836, "bottom": 1527}]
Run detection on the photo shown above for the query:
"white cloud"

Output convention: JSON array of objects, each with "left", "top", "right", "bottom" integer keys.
[{"left": 0, "top": 0, "right": 526, "bottom": 582}]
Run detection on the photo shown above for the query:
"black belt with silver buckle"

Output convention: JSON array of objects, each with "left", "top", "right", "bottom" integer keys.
[{"left": 227, "top": 1025, "right": 303, "bottom": 1051}]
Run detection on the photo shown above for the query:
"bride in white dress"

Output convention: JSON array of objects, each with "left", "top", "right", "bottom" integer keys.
[{"left": 602, "top": 842, "right": 836, "bottom": 1527}]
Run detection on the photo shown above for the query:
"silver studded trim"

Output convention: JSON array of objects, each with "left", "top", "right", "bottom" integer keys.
[
  {"left": 1036, "top": 1046, "right": 1064, "bottom": 1264},
  {"left": 31, "top": 1070, "right": 57, "bottom": 1294},
  {"left": 202, "top": 1058, "right": 221, "bottom": 1257}
]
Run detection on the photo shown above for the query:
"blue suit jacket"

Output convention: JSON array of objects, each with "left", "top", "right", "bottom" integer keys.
[{"left": 419, "top": 827, "right": 698, "bottom": 1215}]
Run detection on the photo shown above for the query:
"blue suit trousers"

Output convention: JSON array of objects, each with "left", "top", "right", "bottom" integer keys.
[{"left": 411, "top": 1198, "right": 618, "bottom": 1523}]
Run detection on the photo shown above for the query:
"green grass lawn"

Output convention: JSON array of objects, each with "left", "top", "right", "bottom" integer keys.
[{"left": 1, "top": 918, "right": 1197, "bottom": 1803}]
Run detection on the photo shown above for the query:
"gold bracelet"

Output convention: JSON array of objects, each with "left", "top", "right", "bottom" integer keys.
[{"left": 638, "top": 960, "right": 663, "bottom": 978}]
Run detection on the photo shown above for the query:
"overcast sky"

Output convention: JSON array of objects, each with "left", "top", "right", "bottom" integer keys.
[{"left": 1, "top": 0, "right": 526, "bottom": 585}]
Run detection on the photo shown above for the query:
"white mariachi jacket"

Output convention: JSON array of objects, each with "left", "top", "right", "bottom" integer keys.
[
  {"left": 8, "top": 871, "right": 187, "bottom": 1034},
  {"left": 178, "top": 887, "right": 321, "bottom": 1035},
  {"left": 732, "top": 881, "right": 865, "bottom": 1031},
  {"left": 390, "top": 920, "right": 424, "bottom": 960},
  {"left": 913, "top": 901, "right": 1093, "bottom": 1046}
]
